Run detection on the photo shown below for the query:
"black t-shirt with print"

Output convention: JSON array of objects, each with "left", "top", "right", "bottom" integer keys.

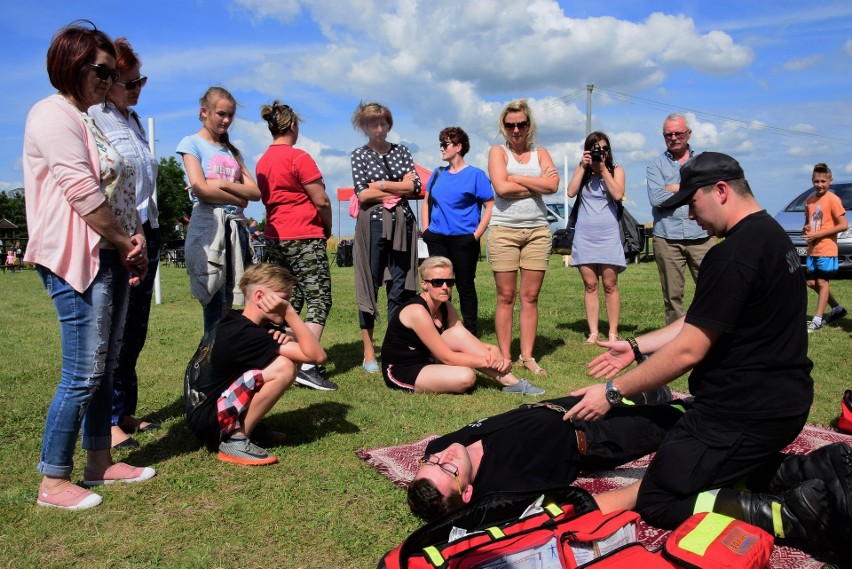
[
  {"left": 183, "top": 310, "right": 281, "bottom": 444},
  {"left": 685, "top": 210, "right": 813, "bottom": 419}
]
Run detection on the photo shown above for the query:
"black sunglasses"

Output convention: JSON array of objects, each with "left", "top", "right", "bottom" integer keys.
[
  {"left": 116, "top": 76, "right": 148, "bottom": 90},
  {"left": 424, "top": 278, "right": 455, "bottom": 288},
  {"left": 504, "top": 121, "right": 529, "bottom": 130},
  {"left": 439, "top": 140, "right": 454, "bottom": 149},
  {"left": 89, "top": 63, "right": 120, "bottom": 83}
]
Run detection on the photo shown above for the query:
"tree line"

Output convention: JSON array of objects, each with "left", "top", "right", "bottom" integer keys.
[{"left": 1, "top": 156, "right": 193, "bottom": 246}]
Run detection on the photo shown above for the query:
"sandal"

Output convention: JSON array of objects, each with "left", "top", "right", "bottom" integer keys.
[
  {"left": 608, "top": 333, "right": 620, "bottom": 342},
  {"left": 516, "top": 356, "right": 547, "bottom": 377},
  {"left": 584, "top": 333, "right": 599, "bottom": 344}
]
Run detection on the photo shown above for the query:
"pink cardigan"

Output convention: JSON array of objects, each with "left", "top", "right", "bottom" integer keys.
[{"left": 23, "top": 95, "right": 107, "bottom": 293}]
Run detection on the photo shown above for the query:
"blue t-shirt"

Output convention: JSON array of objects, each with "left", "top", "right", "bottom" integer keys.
[
  {"left": 426, "top": 165, "right": 493, "bottom": 235},
  {"left": 176, "top": 134, "right": 244, "bottom": 216}
]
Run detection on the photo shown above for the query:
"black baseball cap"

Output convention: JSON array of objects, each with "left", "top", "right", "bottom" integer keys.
[{"left": 661, "top": 152, "right": 745, "bottom": 208}]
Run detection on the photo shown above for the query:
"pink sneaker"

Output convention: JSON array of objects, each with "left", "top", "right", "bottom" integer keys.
[
  {"left": 82, "top": 462, "right": 156, "bottom": 487},
  {"left": 37, "top": 484, "right": 102, "bottom": 510}
]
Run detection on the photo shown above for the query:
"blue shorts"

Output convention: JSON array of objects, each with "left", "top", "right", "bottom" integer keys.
[{"left": 806, "top": 256, "right": 839, "bottom": 279}]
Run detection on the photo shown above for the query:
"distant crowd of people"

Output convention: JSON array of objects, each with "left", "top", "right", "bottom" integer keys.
[{"left": 20, "top": 18, "right": 852, "bottom": 567}]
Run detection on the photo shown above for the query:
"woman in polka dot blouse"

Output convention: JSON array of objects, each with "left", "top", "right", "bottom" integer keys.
[{"left": 350, "top": 102, "right": 422, "bottom": 373}]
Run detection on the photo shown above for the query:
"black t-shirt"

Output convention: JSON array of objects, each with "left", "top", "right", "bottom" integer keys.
[
  {"left": 183, "top": 310, "right": 281, "bottom": 444},
  {"left": 381, "top": 296, "right": 448, "bottom": 367},
  {"left": 685, "top": 210, "right": 813, "bottom": 419},
  {"left": 424, "top": 398, "right": 580, "bottom": 500}
]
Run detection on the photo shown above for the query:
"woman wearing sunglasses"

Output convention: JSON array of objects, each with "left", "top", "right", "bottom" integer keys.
[
  {"left": 89, "top": 38, "right": 161, "bottom": 450},
  {"left": 23, "top": 22, "right": 155, "bottom": 510},
  {"left": 380, "top": 256, "right": 543, "bottom": 394},
  {"left": 487, "top": 99, "right": 559, "bottom": 378},
  {"left": 566, "top": 131, "right": 626, "bottom": 344},
  {"left": 421, "top": 127, "right": 493, "bottom": 337}
]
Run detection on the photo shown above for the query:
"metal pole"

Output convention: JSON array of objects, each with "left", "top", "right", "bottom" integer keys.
[
  {"left": 149, "top": 117, "right": 162, "bottom": 305},
  {"left": 586, "top": 84, "right": 594, "bottom": 136}
]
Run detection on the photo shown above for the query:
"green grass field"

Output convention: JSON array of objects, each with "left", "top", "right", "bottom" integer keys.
[{"left": 0, "top": 256, "right": 849, "bottom": 568}]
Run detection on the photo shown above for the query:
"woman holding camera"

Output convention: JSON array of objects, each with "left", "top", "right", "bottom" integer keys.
[{"left": 566, "top": 131, "right": 626, "bottom": 344}]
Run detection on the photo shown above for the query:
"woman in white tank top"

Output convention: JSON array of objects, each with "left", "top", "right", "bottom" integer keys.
[{"left": 486, "top": 99, "right": 559, "bottom": 379}]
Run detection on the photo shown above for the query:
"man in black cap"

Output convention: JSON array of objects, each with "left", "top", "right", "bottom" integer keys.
[{"left": 564, "top": 152, "right": 850, "bottom": 564}]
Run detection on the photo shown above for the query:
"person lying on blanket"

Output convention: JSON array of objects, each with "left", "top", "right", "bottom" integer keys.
[
  {"left": 407, "top": 390, "right": 683, "bottom": 521},
  {"left": 563, "top": 152, "right": 852, "bottom": 566}
]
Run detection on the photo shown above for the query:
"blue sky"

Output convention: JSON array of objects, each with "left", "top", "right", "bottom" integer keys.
[{"left": 3, "top": 0, "right": 852, "bottom": 238}]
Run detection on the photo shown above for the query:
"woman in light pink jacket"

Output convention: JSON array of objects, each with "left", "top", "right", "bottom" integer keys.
[{"left": 23, "top": 21, "right": 155, "bottom": 511}]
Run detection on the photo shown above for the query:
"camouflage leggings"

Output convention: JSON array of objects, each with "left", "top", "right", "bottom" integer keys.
[{"left": 264, "top": 239, "right": 332, "bottom": 326}]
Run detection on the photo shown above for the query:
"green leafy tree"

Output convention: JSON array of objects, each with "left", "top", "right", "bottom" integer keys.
[
  {"left": 0, "top": 188, "right": 27, "bottom": 237},
  {"left": 155, "top": 156, "right": 192, "bottom": 244}
]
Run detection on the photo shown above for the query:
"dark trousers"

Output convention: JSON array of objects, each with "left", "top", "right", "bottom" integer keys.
[
  {"left": 422, "top": 229, "right": 481, "bottom": 336},
  {"left": 112, "top": 222, "right": 161, "bottom": 425},
  {"left": 636, "top": 407, "right": 807, "bottom": 529},
  {"left": 359, "top": 216, "right": 415, "bottom": 329}
]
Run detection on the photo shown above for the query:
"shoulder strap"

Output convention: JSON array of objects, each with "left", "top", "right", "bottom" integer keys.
[{"left": 568, "top": 170, "right": 589, "bottom": 228}]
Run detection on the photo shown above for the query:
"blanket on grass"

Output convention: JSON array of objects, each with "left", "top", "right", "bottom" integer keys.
[{"left": 356, "top": 423, "right": 852, "bottom": 569}]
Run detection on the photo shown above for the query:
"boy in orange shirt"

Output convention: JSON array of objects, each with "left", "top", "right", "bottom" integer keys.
[{"left": 804, "top": 163, "right": 848, "bottom": 332}]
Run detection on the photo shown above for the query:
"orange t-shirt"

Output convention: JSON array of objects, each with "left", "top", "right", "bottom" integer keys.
[{"left": 805, "top": 191, "right": 846, "bottom": 256}]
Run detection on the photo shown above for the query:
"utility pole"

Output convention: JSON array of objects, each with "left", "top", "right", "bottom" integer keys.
[{"left": 586, "top": 84, "right": 594, "bottom": 136}]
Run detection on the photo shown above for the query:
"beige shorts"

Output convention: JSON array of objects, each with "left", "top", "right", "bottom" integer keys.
[{"left": 486, "top": 225, "right": 551, "bottom": 272}]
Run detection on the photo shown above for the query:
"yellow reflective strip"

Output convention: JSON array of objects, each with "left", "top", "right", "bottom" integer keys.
[
  {"left": 423, "top": 546, "right": 444, "bottom": 567},
  {"left": 544, "top": 503, "right": 562, "bottom": 517},
  {"left": 622, "top": 398, "right": 636, "bottom": 406},
  {"left": 693, "top": 490, "right": 718, "bottom": 514},
  {"left": 671, "top": 403, "right": 687, "bottom": 413},
  {"left": 772, "top": 501, "right": 784, "bottom": 538},
  {"left": 678, "top": 512, "right": 733, "bottom": 556},
  {"left": 486, "top": 526, "right": 505, "bottom": 539}
]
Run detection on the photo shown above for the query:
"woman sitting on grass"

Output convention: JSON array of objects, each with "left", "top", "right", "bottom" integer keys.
[{"left": 380, "top": 256, "right": 545, "bottom": 395}]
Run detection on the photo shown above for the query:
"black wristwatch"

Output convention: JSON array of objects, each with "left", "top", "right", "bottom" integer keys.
[
  {"left": 605, "top": 380, "right": 623, "bottom": 406},
  {"left": 626, "top": 336, "right": 642, "bottom": 362}
]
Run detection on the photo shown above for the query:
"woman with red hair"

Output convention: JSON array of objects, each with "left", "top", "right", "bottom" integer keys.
[{"left": 24, "top": 21, "right": 155, "bottom": 511}]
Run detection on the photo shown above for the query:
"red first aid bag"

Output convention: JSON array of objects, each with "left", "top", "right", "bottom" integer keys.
[
  {"left": 838, "top": 389, "right": 852, "bottom": 434},
  {"left": 661, "top": 512, "right": 773, "bottom": 569},
  {"left": 378, "top": 486, "right": 643, "bottom": 569},
  {"left": 575, "top": 543, "right": 673, "bottom": 568}
]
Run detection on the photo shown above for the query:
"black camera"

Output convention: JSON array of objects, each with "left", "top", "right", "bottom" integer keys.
[{"left": 590, "top": 143, "right": 604, "bottom": 163}]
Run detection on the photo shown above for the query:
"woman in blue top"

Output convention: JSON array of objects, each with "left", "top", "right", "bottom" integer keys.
[
  {"left": 177, "top": 87, "right": 260, "bottom": 332},
  {"left": 566, "top": 131, "right": 626, "bottom": 344},
  {"left": 421, "top": 127, "right": 493, "bottom": 336}
]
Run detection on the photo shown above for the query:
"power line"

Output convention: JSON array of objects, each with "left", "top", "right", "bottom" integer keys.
[{"left": 596, "top": 87, "right": 852, "bottom": 146}]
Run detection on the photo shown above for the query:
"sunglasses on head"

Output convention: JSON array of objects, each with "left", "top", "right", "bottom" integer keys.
[
  {"left": 115, "top": 76, "right": 148, "bottom": 90},
  {"left": 504, "top": 120, "right": 529, "bottom": 130},
  {"left": 424, "top": 278, "right": 455, "bottom": 288},
  {"left": 89, "top": 63, "right": 120, "bottom": 83}
]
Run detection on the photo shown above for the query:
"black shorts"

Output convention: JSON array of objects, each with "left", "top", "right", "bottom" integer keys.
[{"left": 382, "top": 362, "right": 427, "bottom": 391}]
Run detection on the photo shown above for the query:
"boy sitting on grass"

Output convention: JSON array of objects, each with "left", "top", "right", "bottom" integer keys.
[
  {"left": 184, "top": 264, "right": 326, "bottom": 465},
  {"left": 804, "top": 163, "right": 848, "bottom": 332}
]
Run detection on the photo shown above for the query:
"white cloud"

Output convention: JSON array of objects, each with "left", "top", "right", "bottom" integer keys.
[
  {"left": 783, "top": 55, "right": 822, "bottom": 72},
  {"left": 790, "top": 123, "right": 817, "bottom": 133},
  {"left": 844, "top": 160, "right": 852, "bottom": 174},
  {"left": 233, "top": 0, "right": 753, "bottom": 124}
]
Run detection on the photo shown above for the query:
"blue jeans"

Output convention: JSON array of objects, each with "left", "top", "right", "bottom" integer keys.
[
  {"left": 112, "top": 222, "right": 161, "bottom": 425},
  {"left": 37, "top": 250, "right": 130, "bottom": 477}
]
